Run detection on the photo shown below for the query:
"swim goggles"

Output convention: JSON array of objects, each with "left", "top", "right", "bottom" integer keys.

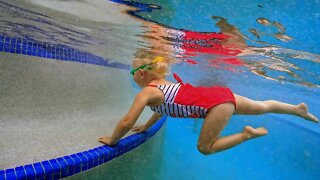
[{"left": 130, "top": 56, "right": 164, "bottom": 76}]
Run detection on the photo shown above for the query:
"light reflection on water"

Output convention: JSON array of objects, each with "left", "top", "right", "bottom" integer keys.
[
  {"left": 1, "top": 0, "right": 319, "bottom": 87},
  {"left": 134, "top": 13, "right": 320, "bottom": 87},
  {"left": 119, "top": 0, "right": 320, "bottom": 88}
]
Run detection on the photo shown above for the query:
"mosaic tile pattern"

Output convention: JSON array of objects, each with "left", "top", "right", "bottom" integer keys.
[
  {"left": 0, "top": 117, "right": 166, "bottom": 179},
  {"left": 0, "top": 35, "right": 130, "bottom": 70}
]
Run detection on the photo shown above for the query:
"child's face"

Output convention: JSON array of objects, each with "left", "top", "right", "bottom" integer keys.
[
  {"left": 133, "top": 70, "right": 151, "bottom": 88},
  {"left": 132, "top": 60, "right": 146, "bottom": 88}
]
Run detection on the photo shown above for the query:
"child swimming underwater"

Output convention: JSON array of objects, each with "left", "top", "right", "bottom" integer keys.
[{"left": 99, "top": 49, "right": 318, "bottom": 155}]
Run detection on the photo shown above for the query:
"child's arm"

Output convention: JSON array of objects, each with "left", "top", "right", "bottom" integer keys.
[
  {"left": 132, "top": 112, "right": 162, "bottom": 133},
  {"left": 99, "top": 89, "right": 153, "bottom": 146}
]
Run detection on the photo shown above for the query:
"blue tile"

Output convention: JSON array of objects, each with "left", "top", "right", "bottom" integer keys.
[
  {"left": 70, "top": 51, "right": 75, "bottom": 61},
  {"left": 52, "top": 49, "right": 57, "bottom": 59},
  {"left": 97, "top": 146, "right": 110, "bottom": 163},
  {"left": 109, "top": 146, "right": 120, "bottom": 160},
  {"left": 22, "top": 38, "right": 28, "bottom": 45},
  {"left": 81, "top": 53, "right": 86, "bottom": 62},
  {"left": 102, "top": 60, "right": 109, "bottom": 67},
  {"left": 127, "top": 135, "right": 138, "bottom": 143},
  {"left": 49, "top": 159, "right": 61, "bottom": 179},
  {"left": 88, "top": 149, "right": 99, "bottom": 167},
  {"left": 63, "top": 49, "right": 68, "bottom": 60},
  {"left": 70, "top": 154, "right": 81, "bottom": 173},
  {"left": 21, "top": 41, "right": 27, "bottom": 54},
  {"left": 68, "top": 50, "right": 73, "bottom": 60},
  {"left": 5, "top": 169, "right": 16, "bottom": 180},
  {"left": 41, "top": 51, "right": 47, "bottom": 58},
  {"left": 68, "top": 49, "right": 73, "bottom": 57},
  {"left": 17, "top": 38, "right": 22, "bottom": 45},
  {"left": 55, "top": 50, "right": 60, "bottom": 60},
  {"left": 41, "top": 161, "right": 53, "bottom": 180},
  {"left": 0, "top": 170, "right": 4, "bottom": 180},
  {"left": 9, "top": 44, "right": 16, "bottom": 53},
  {"left": 45, "top": 51, "right": 50, "bottom": 58},
  {"left": 24, "top": 164, "right": 36, "bottom": 180},
  {"left": 33, "top": 162, "right": 45, "bottom": 180},
  {"left": 26, "top": 46, "right": 32, "bottom": 55},
  {"left": 129, "top": 143, "right": 139, "bottom": 150},
  {"left": 117, "top": 141, "right": 127, "bottom": 154},
  {"left": 15, "top": 43, "right": 22, "bottom": 54},
  {"left": 4, "top": 37, "right": 10, "bottom": 43},
  {"left": 50, "top": 50, "right": 56, "bottom": 59},
  {"left": 27, "top": 41, "right": 32, "bottom": 47},
  {"left": 10, "top": 38, "right": 17, "bottom": 44},
  {"left": 0, "top": 35, "right": 131, "bottom": 70},
  {"left": 82, "top": 151, "right": 94, "bottom": 169},
  {"left": 59, "top": 51, "right": 64, "bottom": 60},
  {"left": 105, "top": 146, "right": 114, "bottom": 161},
  {"left": 31, "top": 43, "right": 37, "bottom": 55},
  {"left": 47, "top": 50, "right": 54, "bottom": 59},
  {"left": 75, "top": 53, "right": 80, "bottom": 62},
  {"left": 58, "top": 48, "right": 63, "bottom": 60},
  {"left": 22, "top": 48, "right": 27, "bottom": 55},
  {"left": 56, "top": 157, "right": 68, "bottom": 178},
  {"left": 38, "top": 50, "right": 44, "bottom": 57},
  {"left": 4, "top": 40, "right": 10, "bottom": 52},
  {"left": 63, "top": 156, "right": 75, "bottom": 177},
  {"left": 37, "top": 44, "right": 42, "bottom": 56},
  {"left": 75, "top": 153, "right": 88, "bottom": 171},
  {"left": 92, "top": 148, "right": 104, "bottom": 165},
  {"left": 15, "top": 166, "right": 27, "bottom": 180},
  {"left": 32, "top": 42, "right": 37, "bottom": 52}
]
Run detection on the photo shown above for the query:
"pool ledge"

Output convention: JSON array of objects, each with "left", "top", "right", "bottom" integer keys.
[{"left": 0, "top": 116, "right": 167, "bottom": 180}]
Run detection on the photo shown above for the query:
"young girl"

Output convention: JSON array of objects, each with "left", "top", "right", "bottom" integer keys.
[{"left": 99, "top": 49, "right": 318, "bottom": 155}]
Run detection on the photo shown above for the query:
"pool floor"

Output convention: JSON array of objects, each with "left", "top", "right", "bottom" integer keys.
[{"left": 0, "top": 53, "right": 151, "bottom": 169}]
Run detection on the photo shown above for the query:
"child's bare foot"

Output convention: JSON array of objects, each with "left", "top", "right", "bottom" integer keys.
[
  {"left": 297, "top": 103, "right": 319, "bottom": 123},
  {"left": 243, "top": 126, "right": 268, "bottom": 140}
]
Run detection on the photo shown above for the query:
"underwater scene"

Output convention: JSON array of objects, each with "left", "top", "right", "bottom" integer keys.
[{"left": 0, "top": 0, "right": 319, "bottom": 179}]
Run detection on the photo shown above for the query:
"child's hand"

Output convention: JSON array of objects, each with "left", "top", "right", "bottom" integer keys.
[
  {"left": 98, "top": 136, "right": 117, "bottom": 146},
  {"left": 131, "top": 125, "right": 147, "bottom": 133}
]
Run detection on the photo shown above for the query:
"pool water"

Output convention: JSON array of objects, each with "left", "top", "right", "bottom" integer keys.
[
  {"left": 1, "top": 0, "right": 319, "bottom": 179},
  {"left": 107, "top": 0, "right": 320, "bottom": 179}
]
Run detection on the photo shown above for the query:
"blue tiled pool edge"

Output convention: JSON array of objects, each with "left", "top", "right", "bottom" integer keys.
[
  {"left": 0, "top": 116, "right": 167, "bottom": 180},
  {"left": 0, "top": 35, "right": 130, "bottom": 70}
]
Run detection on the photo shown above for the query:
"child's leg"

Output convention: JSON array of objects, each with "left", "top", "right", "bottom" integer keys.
[
  {"left": 197, "top": 103, "right": 267, "bottom": 155},
  {"left": 234, "top": 94, "right": 319, "bottom": 123}
]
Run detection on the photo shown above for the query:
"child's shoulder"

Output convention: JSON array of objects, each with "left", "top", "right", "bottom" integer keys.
[{"left": 138, "top": 86, "right": 165, "bottom": 106}]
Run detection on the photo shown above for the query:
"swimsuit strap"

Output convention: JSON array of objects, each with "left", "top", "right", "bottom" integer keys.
[
  {"left": 148, "top": 73, "right": 183, "bottom": 87},
  {"left": 173, "top": 73, "right": 184, "bottom": 85}
]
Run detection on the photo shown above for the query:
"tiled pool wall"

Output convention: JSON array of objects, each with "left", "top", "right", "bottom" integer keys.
[
  {"left": 0, "top": 34, "right": 167, "bottom": 179},
  {"left": 0, "top": 35, "right": 130, "bottom": 70}
]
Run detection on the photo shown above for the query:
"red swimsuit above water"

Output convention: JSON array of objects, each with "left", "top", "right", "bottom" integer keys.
[{"left": 149, "top": 74, "right": 236, "bottom": 118}]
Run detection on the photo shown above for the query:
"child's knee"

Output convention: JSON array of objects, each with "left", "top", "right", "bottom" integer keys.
[{"left": 197, "top": 142, "right": 216, "bottom": 155}]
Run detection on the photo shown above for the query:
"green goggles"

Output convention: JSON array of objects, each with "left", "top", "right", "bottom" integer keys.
[
  {"left": 130, "top": 63, "right": 153, "bottom": 76},
  {"left": 130, "top": 56, "right": 165, "bottom": 76}
]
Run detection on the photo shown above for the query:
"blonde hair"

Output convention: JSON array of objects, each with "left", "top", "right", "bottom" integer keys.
[{"left": 133, "top": 48, "right": 173, "bottom": 78}]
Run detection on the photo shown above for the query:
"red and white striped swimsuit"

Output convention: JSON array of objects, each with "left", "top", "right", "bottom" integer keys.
[{"left": 149, "top": 74, "right": 236, "bottom": 118}]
